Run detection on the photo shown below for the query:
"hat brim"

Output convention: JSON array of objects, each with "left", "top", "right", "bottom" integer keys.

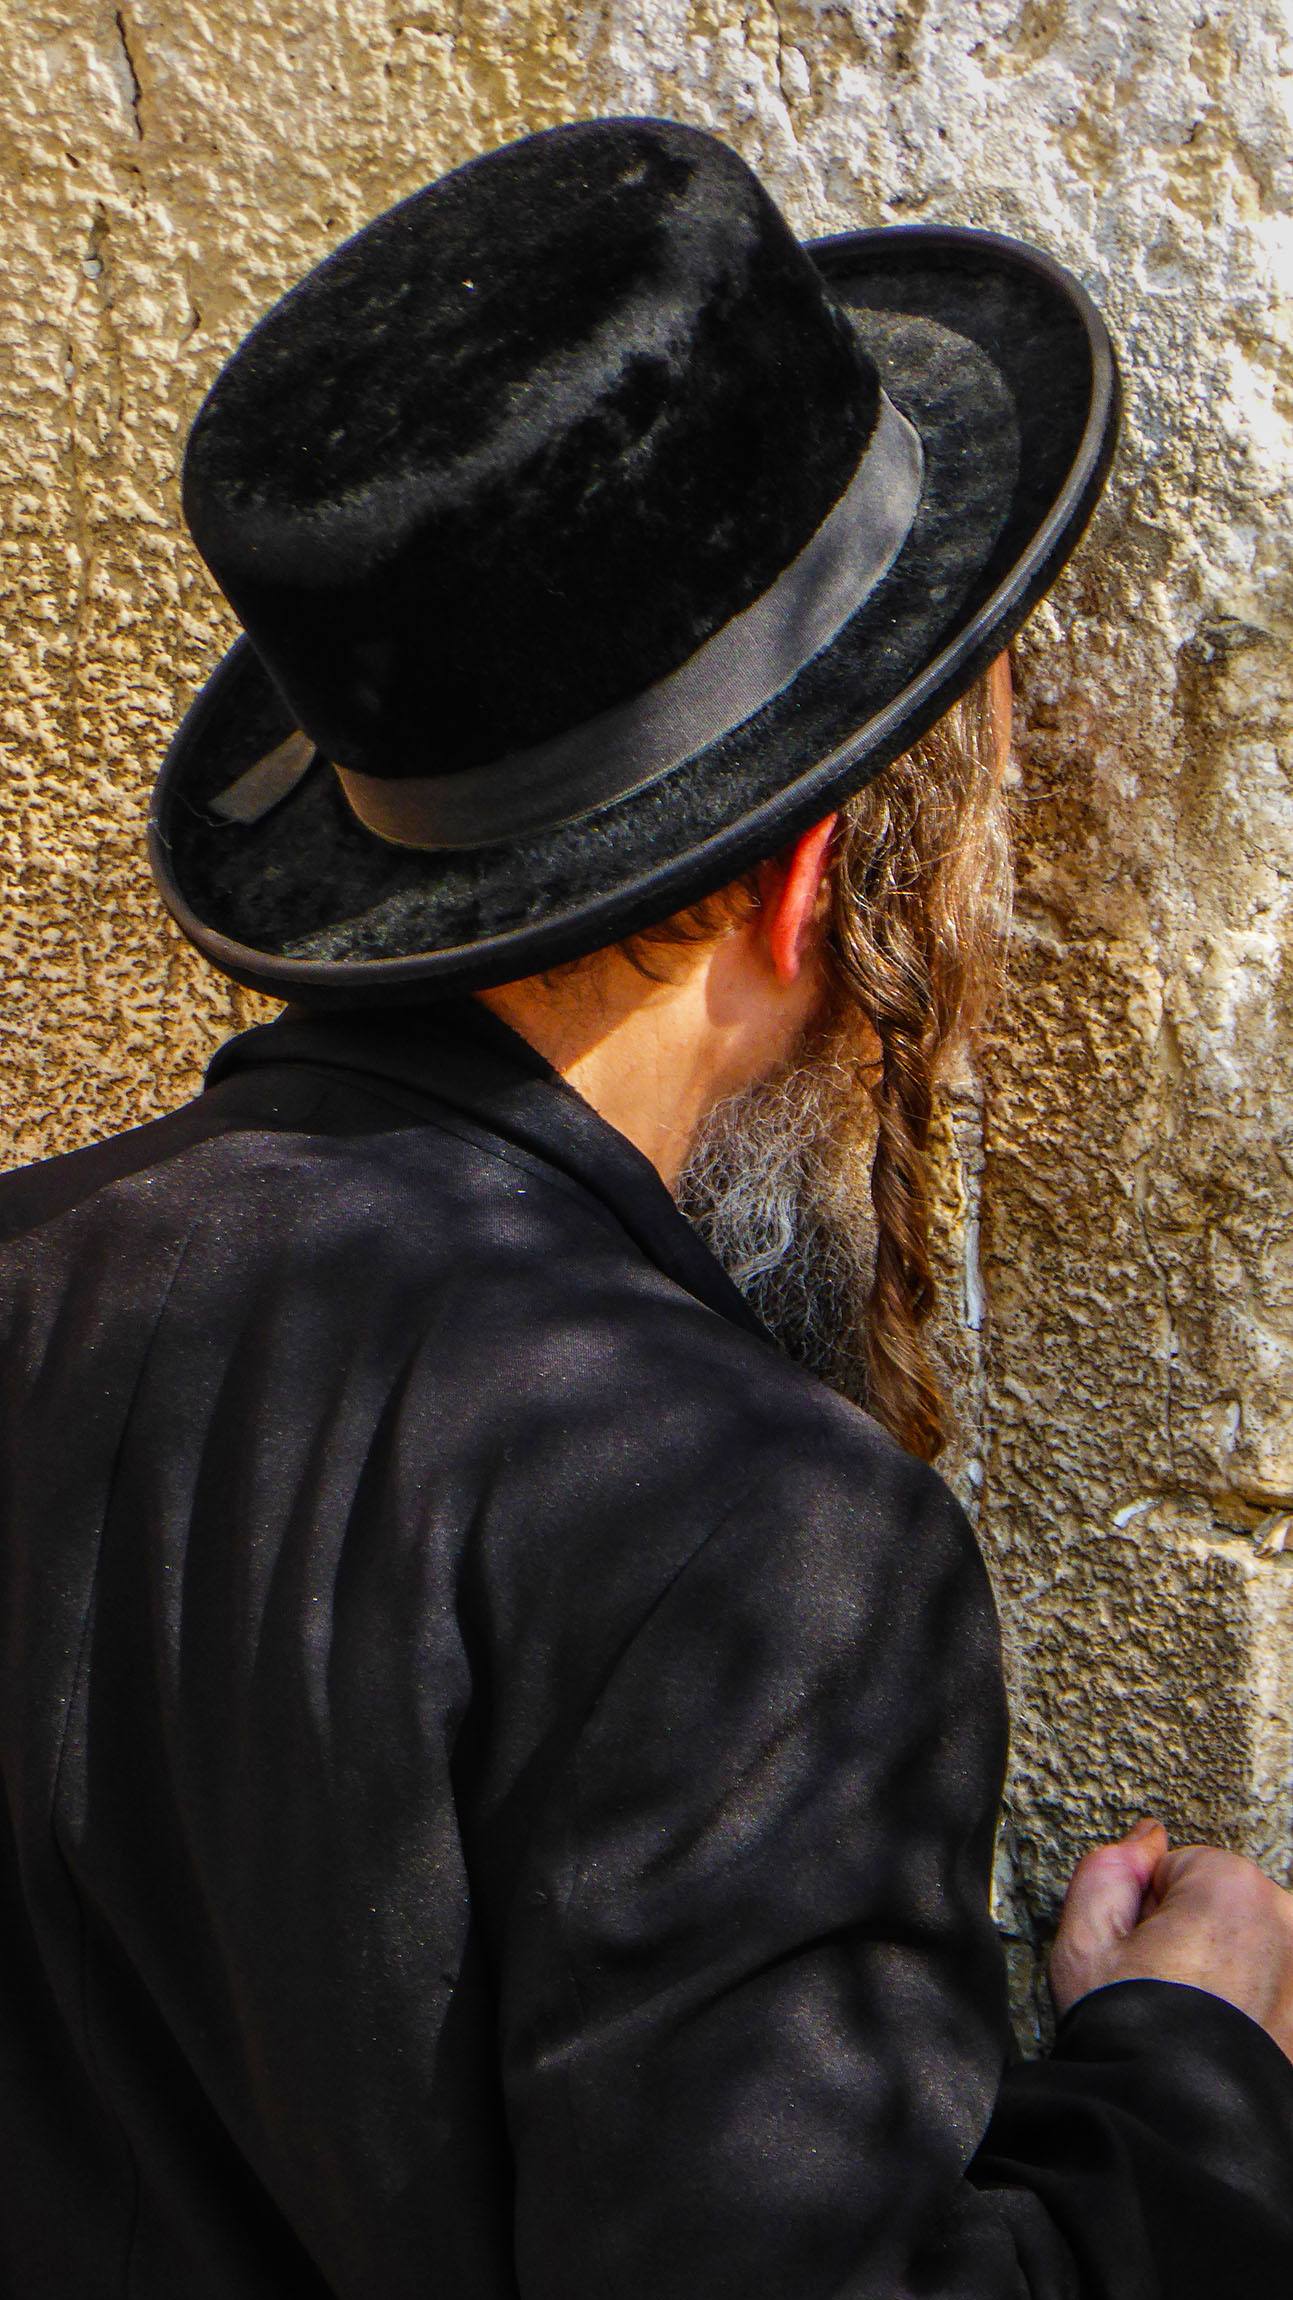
[{"left": 149, "top": 224, "right": 1118, "bottom": 1005}]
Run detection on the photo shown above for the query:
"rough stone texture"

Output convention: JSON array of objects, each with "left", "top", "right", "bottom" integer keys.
[{"left": 4, "top": 1, "right": 1293, "bottom": 2046}]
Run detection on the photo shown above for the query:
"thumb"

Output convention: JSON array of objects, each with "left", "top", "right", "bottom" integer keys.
[
  {"left": 1065, "top": 1821, "right": 1167, "bottom": 1935},
  {"left": 1050, "top": 1819, "right": 1170, "bottom": 2015}
]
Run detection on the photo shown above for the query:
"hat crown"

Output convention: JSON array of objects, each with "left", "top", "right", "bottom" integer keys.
[{"left": 182, "top": 119, "right": 877, "bottom": 778}]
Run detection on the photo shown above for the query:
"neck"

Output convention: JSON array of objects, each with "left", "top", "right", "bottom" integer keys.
[
  {"left": 475, "top": 959, "right": 719, "bottom": 1190},
  {"left": 476, "top": 927, "right": 818, "bottom": 1191}
]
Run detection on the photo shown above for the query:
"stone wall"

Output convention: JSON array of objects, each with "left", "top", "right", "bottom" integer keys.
[{"left": 4, "top": 0, "right": 1292, "bottom": 2044}]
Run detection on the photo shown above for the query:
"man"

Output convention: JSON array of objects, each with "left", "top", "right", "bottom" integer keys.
[{"left": 2, "top": 117, "right": 1292, "bottom": 2294}]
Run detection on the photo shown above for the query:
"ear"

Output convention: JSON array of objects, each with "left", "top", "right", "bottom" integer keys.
[{"left": 756, "top": 813, "right": 838, "bottom": 984}]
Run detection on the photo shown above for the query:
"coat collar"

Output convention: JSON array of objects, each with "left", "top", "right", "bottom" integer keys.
[{"left": 205, "top": 998, "right": 771, "bottom": 1344}]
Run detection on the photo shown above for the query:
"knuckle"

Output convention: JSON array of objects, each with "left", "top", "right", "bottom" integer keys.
[
  {"left": 1178, "top": 1847, "right": 1283, "bottom": 1919},
  {"left": 1224, "top": 1855, "right": 1277, "bottom": 1910}
]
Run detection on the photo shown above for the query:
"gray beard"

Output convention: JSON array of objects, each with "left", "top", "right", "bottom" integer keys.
[{"left": 674, "top": 1012, "right": 878, "bottom": 1407}]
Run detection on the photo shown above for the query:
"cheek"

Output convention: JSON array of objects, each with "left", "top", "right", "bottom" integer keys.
[
  {"left": 796, "top": 930, "right": 836, "bottom": 1031},
  {"left": 785, "top": 932, "right": 851, "bottom": 1064},
  {"left": 815, "top": 944, "right": 884, "bottom": 1080}
]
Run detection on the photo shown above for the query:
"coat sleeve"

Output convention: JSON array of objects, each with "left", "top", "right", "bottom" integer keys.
[{"left": 494, "top": 1424, "right": 1293, "bottom": 2299}]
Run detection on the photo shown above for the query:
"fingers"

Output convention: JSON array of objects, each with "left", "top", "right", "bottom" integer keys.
[
  {"left": 1049, "top": 1818, "right": 1170, "bottom": 2018},
  {"left": 1148, "top": 1843, "right": 1293, "bottom": 1935}
]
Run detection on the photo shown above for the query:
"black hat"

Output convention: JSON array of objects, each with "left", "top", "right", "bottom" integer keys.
[{"left": 150, "top": 116, "right": 1118, "bottom": 1005}]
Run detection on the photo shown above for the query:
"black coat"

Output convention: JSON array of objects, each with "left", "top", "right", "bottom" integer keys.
[{"left": 2, "top": 998, "right": 1291, "bottom": 2297}]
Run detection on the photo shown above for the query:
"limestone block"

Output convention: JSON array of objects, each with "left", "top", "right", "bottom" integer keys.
[{"left": 3, "top": 0, "right": 1293, "bottom": 2026}]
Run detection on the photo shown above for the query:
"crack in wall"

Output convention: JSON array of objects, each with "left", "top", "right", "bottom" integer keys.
[
  {"left": 115, "top": 9, "right": 144, "bottom": 143},
  {"left": 757, "top": 0, "right": 815, "bottom": 198},
  {"left": 84, "top": 203, "right": 127, "bottom": 439},
  {"left": 60, "top": 199, "right": 128, "bottom": 778},
  {"left": 61, "top": 225, "right": 100, "bottom": 770},
  {"left": 1132, "top": 1117, "right": 1178, "bottom": 1484},
  {"left": 764, "top": 0, "right": 789, "bottom": 97}
]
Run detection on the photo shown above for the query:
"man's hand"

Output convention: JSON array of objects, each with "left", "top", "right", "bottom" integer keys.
[{"left": 1049, "top": 1817, "right": 1293, "bottom": 2063}]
